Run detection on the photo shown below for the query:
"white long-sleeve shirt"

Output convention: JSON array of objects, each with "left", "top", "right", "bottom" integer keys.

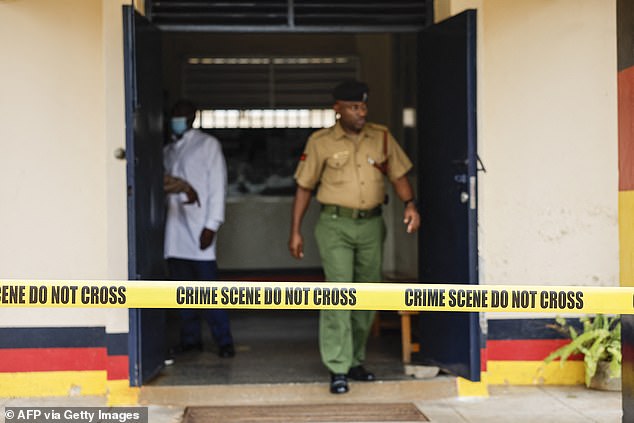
[{"left": 163, "top": 129, "right": 227, "bottom": 261}]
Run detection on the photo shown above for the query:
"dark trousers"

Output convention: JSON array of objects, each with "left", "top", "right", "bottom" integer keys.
[{"left": 167, "top": 258, "right": 233, "bottom": 347}]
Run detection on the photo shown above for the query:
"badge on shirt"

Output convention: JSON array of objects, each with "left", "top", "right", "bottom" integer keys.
[
  {"left": 300, "top": 153, "right": 307, "bottom": 161},
  {"left": 332, "top": 151, "right": 349, "bottom": 161}
]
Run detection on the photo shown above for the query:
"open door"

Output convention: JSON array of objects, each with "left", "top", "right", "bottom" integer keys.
[
  {"left": 123, "top": 5, "right": 166, "bottom": 386},
  {"left": 415, "top": 10, "right": 481, "bottom": 381}
]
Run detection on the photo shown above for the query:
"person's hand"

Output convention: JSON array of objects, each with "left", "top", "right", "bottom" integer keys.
[
  {"left": 164, "top": 174, "right": 200, "bottom": 206},
  {"left": 182, "top": 185, "right": 200, "bottom": 206},
  {"left": 288, "top": 232, "right": 304, "bottom": 259},
  {"left": 403, "top": 203, "right": 420, "bottom": 233},
  {"left": 200, "top": 228, "right": 215, "bottom": 250},
  {"left": 164, "top": 174, "right": 188, "bottom": 193}
]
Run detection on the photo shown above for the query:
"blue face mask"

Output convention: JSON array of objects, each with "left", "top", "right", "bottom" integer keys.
[{"left": 170, "top": 117, "right": 188, "bottom": 136}]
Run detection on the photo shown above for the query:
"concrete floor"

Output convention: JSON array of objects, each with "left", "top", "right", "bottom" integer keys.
[
  {"left": 415, "top": 385, "right": 622, "bottom": 423},
  {"left": 1, "top": 385, "right": 621, "bottom": 423},
  {"left": 151, "top": 309, "right": 411, "bottom": 386}
]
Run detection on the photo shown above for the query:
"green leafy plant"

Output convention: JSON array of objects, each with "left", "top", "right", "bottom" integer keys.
[{"left": 543, "top": 314, "right": 621, "bottom": 388}]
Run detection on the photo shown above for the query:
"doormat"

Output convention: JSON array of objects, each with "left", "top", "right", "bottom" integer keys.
[{"left": 182, "top": 403, "right": 428, "bottom": 422}]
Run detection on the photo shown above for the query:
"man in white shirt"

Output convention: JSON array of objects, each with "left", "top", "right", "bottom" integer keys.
[{"left": 163, "top": 99, "right": 235, "bottom": 358}]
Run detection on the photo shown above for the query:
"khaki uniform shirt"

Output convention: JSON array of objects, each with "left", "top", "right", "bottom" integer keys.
[{"left": 294, "top": 121, "right": 413, "bottom": 209}]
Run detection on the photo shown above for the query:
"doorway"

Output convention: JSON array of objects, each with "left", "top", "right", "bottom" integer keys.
[
  {"left": 124, "top": 5, "right": 480, "bottom": 387},
  {"left": 154, "top": 31, "right": 418, "bottom": 386}
]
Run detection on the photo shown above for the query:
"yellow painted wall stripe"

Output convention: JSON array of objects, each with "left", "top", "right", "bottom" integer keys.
[
  {"left": 0, "top": 371, "right": 107, "bottom": 397},
  {"left": 106, "top": 380, "right": 140, "bottom": 406},
  {"left": 620, "top": 190, "right": 634, "bottom": 287},
  {"left": 0, "top": 280, "right": 632, "bottom": 313},
  {"left": 487, "top": 360, "right": 585, "bottom": 386},
  {"left": 457, "top": 373, "right": 489, "bottom": 397}
]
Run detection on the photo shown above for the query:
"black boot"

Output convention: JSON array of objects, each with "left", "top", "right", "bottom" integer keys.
[
  {"left": 347, "top": 365, "right": 375, "bottom": 381},
  {"left": 330, "top": 373, "right": 349, "bottom": 394}
]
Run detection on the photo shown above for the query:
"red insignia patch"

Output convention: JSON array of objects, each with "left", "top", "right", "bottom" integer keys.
[{"left": 300, "top": 153, "right": 307, "bottom": 161}]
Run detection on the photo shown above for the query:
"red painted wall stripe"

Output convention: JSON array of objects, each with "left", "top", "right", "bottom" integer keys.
[
  {"left": 619, "top": 66, "right": 634, "bottom": 191},
  {"left": 107, "top": 355, "right": 129, "bottom": 380},
  {"left": 487, "top": 339, "right": 582, "bottom": 361},
  {"left": 0, "top": 348, "right": 106, "bottom": 372}
]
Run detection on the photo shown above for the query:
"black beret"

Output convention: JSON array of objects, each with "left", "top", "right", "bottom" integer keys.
[{"left": 332, "top": 80, "right": 369, "bottom": 102}]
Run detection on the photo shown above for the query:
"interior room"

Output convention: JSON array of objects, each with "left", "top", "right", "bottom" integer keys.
[{"left": 150, "top": 31, "right": 420, "bottom": 385}]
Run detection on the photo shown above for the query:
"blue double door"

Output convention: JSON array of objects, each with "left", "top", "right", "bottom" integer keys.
[{"left": 123, "top": 7, "right": 480, "bottom": 385}]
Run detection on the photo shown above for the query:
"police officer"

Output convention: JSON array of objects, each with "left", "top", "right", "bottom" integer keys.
[{"left": 289, "top": 80, "right": 420, "bottom": 394}]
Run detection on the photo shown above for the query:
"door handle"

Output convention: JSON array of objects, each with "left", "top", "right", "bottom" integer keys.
[
  {"left": 460, "top": 177, "right": 477, "bottom": 208},
  {"left": 114, "top": 148, "right": 126, "bottom": 160},
  {"left": 469, "top": 176, "right": 476, "bottom": 210}
]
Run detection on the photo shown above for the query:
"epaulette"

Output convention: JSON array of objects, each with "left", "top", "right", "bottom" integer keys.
[
  {"left": 308, "top": 127, "right": 332, "bottom": 141},
  {"left": 365, "top": 122, "right": 388, "bottom": 133}
]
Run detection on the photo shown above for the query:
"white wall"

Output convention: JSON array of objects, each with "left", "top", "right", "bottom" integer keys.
[
  {"left": 437, "top": 0, "right": 619, "bottom": 291},
  {"left": 0, "top": 0, "right": 619, "bottom": 332},
  {"left": 478, "top": 0, "right": 619, "bottom": 289},
  {"left": 104, "top": 0, "right": 130, "bottom": 283},
  {"left": 0, "top": 0, "right": 107, "bottom": 279},
  {"left": 0, "top": 0, "right": 131, "bottom": 334}
]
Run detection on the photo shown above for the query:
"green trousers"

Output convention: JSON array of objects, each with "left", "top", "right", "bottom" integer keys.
[{"left": 314, "top": 211, "right": 385, "bottom": 374}]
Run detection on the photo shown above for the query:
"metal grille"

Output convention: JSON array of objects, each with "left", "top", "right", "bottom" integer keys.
[
  {"left": 182, "top": 56, "right": 359, "bottom": 109},
  {"left": 146, "top": 0, "right": 431, "bottom": 32},
  {"left": 294, "top": 0, "right": 428, "bottom": 29},
  {"left": 148, "top": 1, "right": 288, "bottom": 28}
]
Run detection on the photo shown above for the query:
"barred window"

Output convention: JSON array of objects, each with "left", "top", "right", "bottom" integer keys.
[{"left": 193, "top": 109, "right": 335, "bottom": 129}]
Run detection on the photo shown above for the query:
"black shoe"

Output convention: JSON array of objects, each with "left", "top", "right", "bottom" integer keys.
[
  {"left": 330, "top": 373, "right": 349, "bottom": 394},
  {"left": 170, "top": 342, "right": 203, "bottom": 355},
  {"left": 218, "top": 344, "right": 235, "bottom": 358},
  {"left": 347, "top": 365, "right": 375, "bottom": 381}
]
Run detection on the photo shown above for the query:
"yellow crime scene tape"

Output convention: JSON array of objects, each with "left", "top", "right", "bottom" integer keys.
[{"left": 0, "top": 280, "right": 633, "bottom": 314}]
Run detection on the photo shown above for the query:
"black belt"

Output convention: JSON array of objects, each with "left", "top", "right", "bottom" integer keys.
[{"left": 321, "top": 205, "right": 382, "bottom": 219}]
